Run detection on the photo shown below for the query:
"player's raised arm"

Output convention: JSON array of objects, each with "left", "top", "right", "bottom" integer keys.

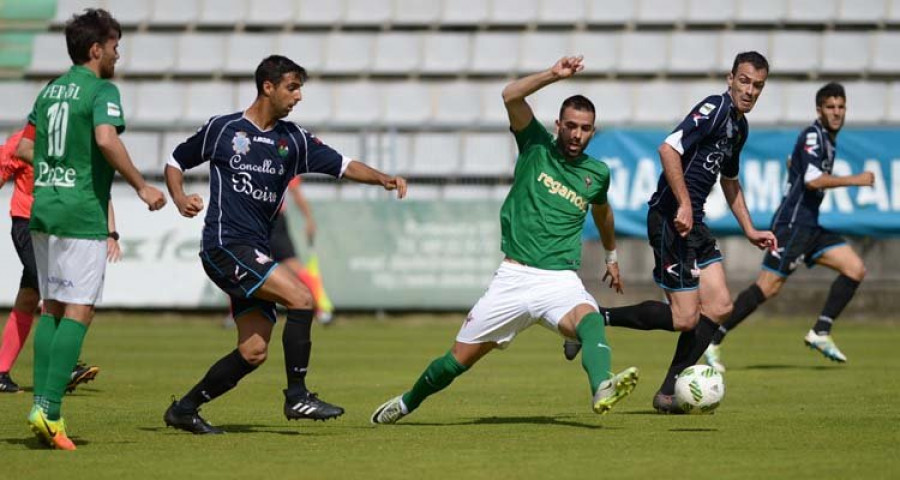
[
  {"left": 342, "top": 160, "right": 407, "bottom": 199},
  {"left": 502, "top": 55, "right": 584, "bottom": 132}
]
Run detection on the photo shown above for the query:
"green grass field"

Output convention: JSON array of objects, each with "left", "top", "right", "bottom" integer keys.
[{"left": 1, "top": 313, "right": 897, "bottom": 479}]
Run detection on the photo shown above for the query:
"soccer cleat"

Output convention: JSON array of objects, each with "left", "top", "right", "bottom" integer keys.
[
  {"left": 370, "top": 395, "right": 407, "bottom": 425},
  {"left": 66, "top": 362, "right": 99, "bottom": 393},
  {"left": 563, "top": 339, "right": 582, "bottom": 361},
  {"left": 803, "top": 330, "right": 847, "bottom": 363},
  {"left": 652, "top": 391, "right": 686, "bottom": 415},
  {"left": 27, "top": 406, "right": 76, "bottom": 450},
  {"left": 284, "top": 390, "right": 345, "bottom": 421},
  {"left": 163, "top": 400, "right": 224, "bottom": 435},
  {"left": 592, "top": 366, "right": 640, "bottom": 414},
  {"left": 0, "top": 372, "right": 21, "bottom": 393},
  {"left": 703, "top": 344, "right": 726, "bottom": 373}
]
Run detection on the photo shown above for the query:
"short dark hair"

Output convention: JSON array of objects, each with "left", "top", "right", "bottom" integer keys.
[
  {"left": 816, "top": 82, "right": 846, "bottom": 107},
  {"left": 64, "top": 8, "right": 121, "bottom": 65},
  {"left": 559, "top": 95, "right": 596, "bottom": 120},
  {"left": 255, "top": 55, "right": 308, "bottom": 95},
  {"left": 731, "top": 51, "right": 769, "bottom": 76}
]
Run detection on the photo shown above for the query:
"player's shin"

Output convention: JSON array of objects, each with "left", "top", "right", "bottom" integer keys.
[
  {"left": 576, "top": 313, "right": 612, "bottom": 395},
  {"left": 659, "top": 315, "right": 717, "bottom": 396},
  {"left": 178, "top": 349, "right": 257, "bottom": 412},
  {"left": 283, "top": 309, "right": 314, "bottom": 397},
  {"left": 32, "top": 314, "right": 59, "bottom": 410},
  {"left": 43, "top": 319, "right": 87, "bottom": 420},
  {"left": 402, "top": 351, "right": 468, "bottom": 412},
  {"left": 713, "top": 284, "right": 766, "bottom": 345},
  {"left": 814, "top": 275, "right": 860, "bottom": 335}
]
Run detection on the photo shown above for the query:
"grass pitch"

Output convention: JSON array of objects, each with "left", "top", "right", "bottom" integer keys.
[{"left": 0, "top": 313, "right": 897, "bottom": 479}]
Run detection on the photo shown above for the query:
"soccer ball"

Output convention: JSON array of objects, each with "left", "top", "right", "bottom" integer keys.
[{"left": 674, "top": 365, "right": 725, "bottom": 414}]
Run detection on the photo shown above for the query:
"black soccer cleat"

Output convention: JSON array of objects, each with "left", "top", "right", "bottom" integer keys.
[
  {"left": 284, "top": 390, "right": 345, "bottom": 421},
  {"left": 0, "top": 372, "right": 21, "bottom": 393},
  {"left": 652, "top": 391, "right": 686, "bottom": 415},
  {"left": 164, "top": 400, "right": 224, "bottom": 435},
  {"left": 66, "top": 362, "right": 99, "bottom": 393}
]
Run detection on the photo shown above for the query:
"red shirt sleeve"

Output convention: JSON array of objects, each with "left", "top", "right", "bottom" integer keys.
[{"left": 22, "top": 122, "right": 35, "bottom": 141}]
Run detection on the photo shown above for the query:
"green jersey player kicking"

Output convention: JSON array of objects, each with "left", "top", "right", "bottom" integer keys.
[{"left": 371, "top": 56, "right": 639, "bottom": 425}]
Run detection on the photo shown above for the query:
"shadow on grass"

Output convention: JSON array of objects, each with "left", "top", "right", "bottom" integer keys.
[
  {"left": 402, "top": 415, "right": 607, "bottom": 430},
  {"left": 740, "top": 364, "right": 835, "bottom": 371},
  {"left": 668, "top": 428, "right": 718, "bottom": 432},
  {"left": 138, "top": 424, "right": 303, "bottom": 436},
  {"left": 2, "top": 436, "right": 92, "bottom": 449}
]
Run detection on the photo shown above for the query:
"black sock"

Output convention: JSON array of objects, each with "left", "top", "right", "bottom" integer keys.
[
  {"left": 283, "top": 309, "right": 315, "bottom": 398},
  {"left": 814, "top": 275, "right": 860, "bottom": 334},
  {"left": 660, "top": 315, "right": 718, "bottom": 395},
  {"left": 712, "top": 284, "right": 766, "bottom": 345},
  {"left": 601, "top": 301, "right": 675, "bottom": 331},
  {"left": 178, "top": 349, "right": 257, "bottom": 412}
]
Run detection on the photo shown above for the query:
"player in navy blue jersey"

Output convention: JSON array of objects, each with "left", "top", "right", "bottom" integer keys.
[
  {"left": 162, "top": 55, "right": 407, "bottom": 434},
  {"left": 704, "top": 82, "right": 873, "bottom": 372}
]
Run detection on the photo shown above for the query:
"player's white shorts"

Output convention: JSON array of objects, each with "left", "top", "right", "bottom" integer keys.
[
  {"left": 31, "top": 233, "right": 107, "bottom": 305},
  {"left": 456, "top": 261, "right": 598, "bottom": 349}
]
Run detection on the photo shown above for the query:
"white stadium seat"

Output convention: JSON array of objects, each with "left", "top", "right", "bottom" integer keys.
[
  {"left": 735, "top": 0, "right": 785, "bottom": 24},
  {"left": 889, "top": 0, "right": 900, "bottom": 24},
  {"left": 618, "top": 32, "right": 668, "bottom": 75},
  {"left": 571, "top": 32, "right": 619, "bottom": 74},
  {"left": 585, "top": 0, "right": 635, "bottom": 25},
  {"left": 783, "top": 82, "right": 822, "bottom": 123},
  {"left": 461, "top": 133, "right": 514, "bottom": 176},
  {"left": 746, "top": 80, "right": 784, "bottom": 124},
  {"left": 382, "top": 82, "right": 432, "bottom": 127},
  {"left": 345, "top": 0, "right": 391, "bottom": 26},
  {"left": 150, "top": 0, "right": 199, "bottom": 26},
  {"left": 636, "top": 0, "right": 686, "bottom": 25},
  {"left": 162, "top": 131, "right": 205, "bottom": 177},
  {"left": 717, "top": 32, "right": 770, "bottom": 73},
  {"left": 441, "top": 0, "right": 489, "bottom": 25},
  {"left": 837, "top": 0, "right": 887, "bottom": 24},
  {"left": 332, "top": 82, "right": 381, "bottom": 127},
  {"left": 276, "top": 33, "right": 326, "bottom": 73},
  {"left": 421, "top": 33, "right": 471, "bottom": 75},
  {"left": 668, "top": 32, "right": 719, "bottom": 75},
  {"left": 479, "top": 80, "right": 512, "bottom": 128},
  {"left": 322, "top": 33, "right": 375, "bottom": 75},
  {"left": 843, "top": 82, "right": 887, "bottom": 124},
  {"left": 528, "top": 80, "right": 585, "bottom": 124},
  {"left": 317, "top": 132, "right": 364, "bottom": 162},
  {"left": 184, "top": 82, "right": 237, "bottom": 125},
  {"left": 410, "top": 133, "right": 461, "bottom": 175},
  {"left": 134, "top": 82, "right": 185, "bottom": 127},
  {"left": 111, "top": 0, "right": 151, "bottom": 27},
  {"left": 115, "top": 81, "right": 138, "bottom": 124},
  {"left": 586, "top": 83, "right": 633, "bottom": 125},
  {"left": 393, "top": 0, "right": 441, "bottom": 25},
  {"left": 120, "top": 33, "right": 177, "bottom": 76},
  {"left": 432, "top": 81, "right": 482, "bottom": 127},
  {"left": 295, "top": 0, "right": 344, "bottom": 26},
  {"left": 471, "top": 33, "right": 520, "bottom": 75},
  {"left": 373, "top": 33, "right": 421, "bottom": 74},
  {"left": 175, "top": 33, "right": 227, "bottom": 76},
  {"left": 518, "top": 32, "right": 571, "bottom": 73},
  {"left": 685, "top": 0, "right": 736, "bottom": 24},
  {"left": 785, "top": 0, "right": 839, "bottom": 24},
  {"left": 246, "top": 0, "right": 296, "bottom": 27},
  {"left": 633, "top": 83, "right": 685, "bottom": 125},
  {"left": 197, "top": 0, "right": 246, "bottom": 27},
  {"left": 52, "top": 0, "right": 104, "bottom": 26},
  {"left": 537, "top": 0, "right": 586, "bottom": 25},
  {"left": 27, "top": 33, "right": 69, "bottom": 76},
  {"left": 820, "top": 32, "right": 871, "bottom": 75},
  {"left": 288, "top": 81, "right": 333, "bottom": 129},
  {"left": 683, "top": 81, "right": 729, "bottom": 112},
  {"left": 0, "top": 82, "right": 42, "bottom": 124},
  {"left": 887, "top": 82, "right": 900, "bottom": 122},
  {"left": 770, "top": 32, "right": 821, "bottom": 75},
  {"left": 870, "top": 32, "right": 900, "bottom": 74},
  {"left": 489, "top": 0, "right": 539, "bottom": 26},
  {"left": 223, "top": 34, "right": 277, "bottom": 76},
  {"left": 235, "top": 80, "right": 257, "bottom": 112},
  {"left": 120, "top": 132, "right": 162, "bottom": 174},
  {"left": 442, "top": 185, "right": 498, "bottom": 200},
  {"left": 377, "top": 131, "right": 414, "bottom": 172}
]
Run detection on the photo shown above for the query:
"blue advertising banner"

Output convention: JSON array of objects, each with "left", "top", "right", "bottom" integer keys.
[{"left": 583, "top": 128, "right": 900, "bottom": 239}]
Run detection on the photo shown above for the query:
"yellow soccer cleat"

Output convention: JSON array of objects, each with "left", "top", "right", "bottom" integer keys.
[{"left": 27, "top": 406, "right": 76, "bottom": 451}]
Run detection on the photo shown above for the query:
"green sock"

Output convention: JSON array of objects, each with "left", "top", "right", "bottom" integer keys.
[
  {"left": 576, "top": 312, "right": 613, "bottom": 395},
  {"left": 401, "top": 351, "right": 468, "bottom": 412},
  {"left": 44, "top": 318, "right": 88, "bottom": 420},
  {"left": 32, "top": 314, "right": 59, "bottom": 406}
]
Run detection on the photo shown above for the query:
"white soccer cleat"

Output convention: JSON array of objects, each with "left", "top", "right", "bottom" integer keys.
[
  {"left": 803, "top": 330, "right": 847, "bottom": 363},
  {"left": 370, "top": 395, "right": 407, "bottom": 425},
  {"left": 703, "top": 343, "right": 726, "bottom": 373},
  {"left": 592, "top": 366, "right": 639, "bottom": 414}
]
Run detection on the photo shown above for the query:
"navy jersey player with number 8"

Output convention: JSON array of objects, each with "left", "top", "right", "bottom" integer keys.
[{"left": 163, "top": 55, "right": 407, "bottom": 434}]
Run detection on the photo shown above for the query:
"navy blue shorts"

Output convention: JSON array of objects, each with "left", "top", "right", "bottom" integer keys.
[
  {"left": 762, "top": 225, "right": 846, "bottom": 277},
  {"left": 201, "top": 245, "right": 279, "bottom": 322},
  {"left": 647, "top": 208, "right": 723, "bottom": 291},
  {"left": 11, "top": 217, "right": 38, "bottom": 291}
]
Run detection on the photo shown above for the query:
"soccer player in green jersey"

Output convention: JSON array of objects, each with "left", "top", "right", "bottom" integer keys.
[
  {"left": 371, "top": 56, "right": 639, "bottom": 425},
  {"left": 22, "top": 8, "right": 166, "bottom": 450}
]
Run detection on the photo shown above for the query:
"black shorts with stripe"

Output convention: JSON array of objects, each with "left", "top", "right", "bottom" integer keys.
[
  {"left": 11, "top": 217, "right": 38, "bottom": 291},
  {"left": 647, "top": 207, "right": 723, "bottom": 291},
  {"left": 762, "top": 224, "right": 846, "bottom": 277},
  {"left": 201, "top": 245, "right": 279, "bottom": 322}
]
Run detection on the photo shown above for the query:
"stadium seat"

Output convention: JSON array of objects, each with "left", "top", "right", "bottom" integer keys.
[
  {"left": 633, "top": 82, "right": 685, "bottom": 125},
  {"left": 410, "top": 133, "right": 461, "bottom": 175},
  {"left": 668, "top": 32, "right": 719, "bottom": 75},
  {"left": 161, "top": 131, "right": 205, "bottom": 177},
  {"left": 246, "top": 0, "right": 295, "bottom": 27},
  {"left": 571, "top": 32, "right": 619, "bottom": 73},
  {"left": 149, "top": 0, "right": 199, "bottom": 27},
  {"left": 224, "top": 34, "right": 277, "bottom": 76},
  {"left": 197, "top": 0, "right": 246, "bottom": 27},
  {"left": 322, "top": 33, "right": 375, "bottom": 75},
  {"left": 783, "top": 82, "right": 822, "bottom": 123},
  {"left": 317, "top": 132, "right": 364, "bottom": 163},
  {"left": 377, "top": 131, "right": 414, "bottom": 173},
  {"left": 115, "top": 81, "right": 138, "bottom": 123},
  {"left": 770, "top": 32, "right": 821, "bottom": 75},
  {"left": 235, "top": 80, "right": 256, "bottom": 111},
  {"left": 746, "top": 80, "right": 784, "bottom": 124},
  {"left": 441, "top": 0, "right": 488, "bottom": 25},
  {"left": 586, "top": 82, "right": 633, "bottom": 125},
  {"left": 27, "top": 33, "right": 69, "bottom": 76},
  {"left": 636, "top": 0, "right": 686, "bottom": 25},
  {"left": 111, "top": 0, "right": 151, "bottom": 27},
  {"left": 888, "top": 0, "right": 900, "bottom": 24},
  {"left": 289, "top": 81, "right": 333, "bottom": 129},
  {"left": 528, "top": 80, "right": 586, "bottom": 124},
  {"left": 870, "top": 32, "right": 900, "bottom": 74},
  {"left": 382, "top": 82, "right": 432, "bottom": 127},
  {"left": 295, "top": 0, "right": 344, "bottom": 26},
  {"left": 488, "top": 0, "right": 539, "bottom": 26},
  {"left": 717, "top": 32, "right": 771, "bottom": 73},
  {"left": 297, "top": 183, "right": 339, "bottom": 201},
  {"left": 479, "top": 80, "right": 513, "bottom": 127},
  {"left": 275, "top": 33, "right": 325, "bottom": 73},
  {"left": 519, "top": 32, "right": 571, "bottom": 74},
  {"left": 393, "top": 0, "right": 441, "bottom": 25},
  {"left": 461, "top": 132, "right": 515, "bottom": 176},
  {"left": 432, "top": 81, "right": 481, "bottom": 127},
  {"left": 785, "top": 0, "right": 838, "bottom": 24},
  {"left": 887, "top": 82, "right": 900, "bottom": 122},
  {"left": 443, "top": 185, "right": 498, "bottom": 200},
  {"left": 345, "top": 0, "right": 391, "bottom": 26},
  {"left": 683, "top": 80, "right": 729, "bottom": 111},
  {"left": 843, "top": 82, "right": 887, "bottom": 124},
  {"left": 332, "top": 82, "right": 381, "bottom": 127},
  {"left": 373, "top": 33, "right": 421, "bottom": 74},
  {"left": 184, "top": 82, "right": 237, "bottom": 126},
  {"left": 837, "top": 0, "right": 887, "bottom": 24},
  {"left": 174, "top": 33, "right": 227, "bottom": 76},
  {"left": 120, "top": 131, "right": 162, "bottom": 174},
  {"left": 685, "top": 0, "right": 736, "bottom": 24},
  {"left": 537, "top": 0, "right": 586, "bottom": 25},
  {"left": 0, "top": 82, "right": 41, "bottom": 124},
  {"left": 51, "top": 0, "right": 103, "bottom": 26},
  {"left": 420, "top": 33, "right": 470, "bottom": 75},
  {"left": 735, "top": 0, "right": 785, "bottom": 25},
  {"left": 820, "top": 32, "right": 871, "bottom": 75},
  {"left": 618, "top": 32, "right": 668, "bottom": 75},
  {"left": 120, "top": 33, "right": 177, "bottom": 76},
  {"left": 585, "top": 0, "right": 635, "bottom": 25},
  {"left": 134, "top": 82, "right": 186, "bottom": 127},
  {"left": 471, "top": 33, "right": 520, "bottom": 75}
]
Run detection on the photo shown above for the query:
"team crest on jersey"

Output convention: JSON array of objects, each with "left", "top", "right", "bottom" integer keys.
[
  {"left": 585, "top": 176, "right": 592, "bottom": 188},
  {"left": 277, "top": 139, "right": 289, "bottom": 158},
  {"left": 232, "top": 131, "right": 251, "bottom": 155}
]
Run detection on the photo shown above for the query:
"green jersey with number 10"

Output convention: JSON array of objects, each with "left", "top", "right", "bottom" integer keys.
[{"left": 27, "top": 65, "right": 125, "bottom": 239}]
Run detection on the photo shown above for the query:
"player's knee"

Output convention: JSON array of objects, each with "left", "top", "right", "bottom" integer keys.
[
  {"left": 284, "top": 288, "right": 314, "bottom": 310},
  {"left": 705, "top": 301, "right": 733, "bottom": 323},
  {"left": 671, "top": 309, "right": 700, "bottom": 331},
  {"left": 845, "top": 262, "right": 866, "bottom": 282},
  {"left": 239, "top": 343, "right": 268, "bottom": 366}
]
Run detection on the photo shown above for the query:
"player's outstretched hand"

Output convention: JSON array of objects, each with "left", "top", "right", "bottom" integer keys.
[
  {"left": 747, "top": 229, "right": 777, "bottom": 251},
  {"left": 383, "top": 176, "right": 407, "bottom": 199},
  {"left": 175, "top": 193, "right": 204, "bottom": 218},
  {"left": 139, "top": 185, "right": 167, "bottom": 211},
  {"left": 674, "top": 203, "right": 693, "bottom": 237},
  {"left": 603, "top": 262, "right": 624, "bottom": 294},
  {"left": 551, "top": 55, "right": 585, "bottom": 80}
]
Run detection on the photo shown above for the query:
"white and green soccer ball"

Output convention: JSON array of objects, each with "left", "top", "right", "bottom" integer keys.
[{"left": 674, "top": 365, "right": 725, "bottom": 414}]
